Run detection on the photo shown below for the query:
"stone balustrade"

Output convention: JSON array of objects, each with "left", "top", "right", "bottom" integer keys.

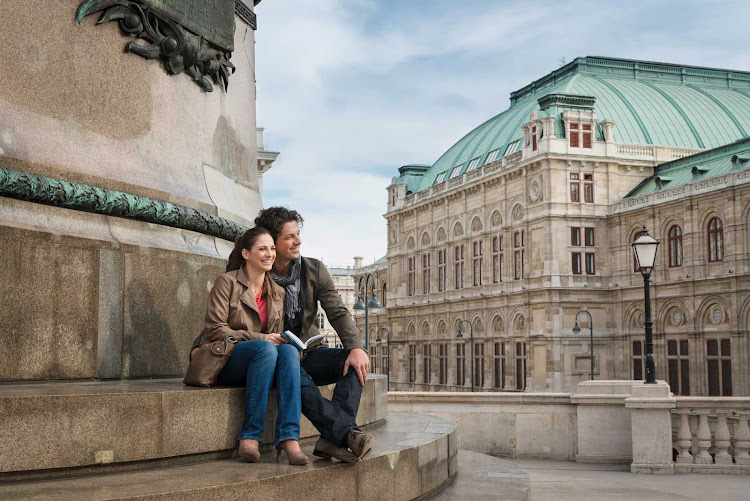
[{"left": 672, "top": 397, "right": 750, "bottom": 473}]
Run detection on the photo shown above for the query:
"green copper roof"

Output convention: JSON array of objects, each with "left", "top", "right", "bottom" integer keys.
[
  {"left": 401, "top": 56, "right": 750, "bottom": 193},
  {"left": 625, "top": 136, "right": 750, "bottom": 198}
]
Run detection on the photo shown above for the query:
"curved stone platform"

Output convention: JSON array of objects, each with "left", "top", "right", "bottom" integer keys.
[
  {"left": 0, "top": 412, "right": 457, "bottom": 501},
  {"left": 0, "top": 375, "right": 388, "bottom": 475}
]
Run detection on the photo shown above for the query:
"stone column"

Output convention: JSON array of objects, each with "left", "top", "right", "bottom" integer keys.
[{"left": 624, "top": 381, "right": 676, "bottom": 474}]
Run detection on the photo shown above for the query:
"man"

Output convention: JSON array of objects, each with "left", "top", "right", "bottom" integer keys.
[{"left": 193, "top": 207, "right": 374, "bottom": 462}]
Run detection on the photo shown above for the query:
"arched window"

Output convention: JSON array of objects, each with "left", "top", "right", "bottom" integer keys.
[
  {"left": 668, "top": 225, "right": 683, "bottom": 267},
  {"left": 632, "top": 230, "right": 641, "bottom": 272},
  {"left": 317, "top": 312, "right": 325, "bottom": 329},
  {"left": 707, "top": 217, "right": 724, "bottom": 262},
  {"left": 381, "top": 282, "right": 387, "bottom": 307}
]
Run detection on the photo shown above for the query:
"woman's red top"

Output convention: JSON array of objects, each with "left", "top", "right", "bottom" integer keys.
[{"left": 255, "top": 288, "right": 268, "bottom": 333}]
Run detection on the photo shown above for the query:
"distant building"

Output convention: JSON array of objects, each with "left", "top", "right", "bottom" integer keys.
[
  {"left": 317, "top": 260, "right": 359, "bottom": 349},
  {"left": 357, "top": 56, "right": 750, "bottom": 396}
]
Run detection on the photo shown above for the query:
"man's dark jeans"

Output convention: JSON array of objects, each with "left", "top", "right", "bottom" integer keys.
[{"left": 300, "top": 347, "right": 362, "bottom": 447}]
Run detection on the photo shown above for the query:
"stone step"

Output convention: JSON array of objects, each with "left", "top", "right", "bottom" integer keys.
[
  {"left": 0, "top": 412, "right": 457, "bottom": 501},
  {"left": 431, "top": 450, "right": 530, "bottom": 501},
  {"left": 0, "top": 375, "right": 387, "bottom": 475}
]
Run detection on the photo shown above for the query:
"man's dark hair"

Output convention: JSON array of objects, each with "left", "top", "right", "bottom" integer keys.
[{"left": 255, "top": 206, "right": 304, "bottom": 241}]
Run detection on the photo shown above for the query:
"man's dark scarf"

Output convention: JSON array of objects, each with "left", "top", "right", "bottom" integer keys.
[{"left": 271, "top": 257, "right": 304, "bottom": 329}]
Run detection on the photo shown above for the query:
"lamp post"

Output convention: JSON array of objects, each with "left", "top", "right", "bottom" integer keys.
[
  {"left": 572, "top": 310, "right": 594, "bottom": 380},
  {"left": 455, "top": 319, "right": 474, "bottom": 392},
  {"left": 353, "top": 272, "right": 381, "bottom": 352},
  {"left": 632, "top": 226, "right": 659, "bottom": 384},
  {"left": 376, "top": 327, "right": 391, "bottom": 390}
]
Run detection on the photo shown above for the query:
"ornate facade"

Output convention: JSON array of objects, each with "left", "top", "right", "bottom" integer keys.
[{"left": 356, "top": 57, "right": 750, "bottom": 395}]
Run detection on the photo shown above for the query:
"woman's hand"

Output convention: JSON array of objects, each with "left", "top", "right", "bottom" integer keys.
[{"left": 266, "top": 333, "right": 288, "bottom": 346}]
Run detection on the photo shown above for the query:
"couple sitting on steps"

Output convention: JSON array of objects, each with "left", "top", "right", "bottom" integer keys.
[{"left": 188, "top": 207, "right": 374, "bottom": 465}]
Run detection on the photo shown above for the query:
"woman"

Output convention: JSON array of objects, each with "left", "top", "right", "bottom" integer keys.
[{"left": 203, "top": 227, "right": 308, "bottom": 465}]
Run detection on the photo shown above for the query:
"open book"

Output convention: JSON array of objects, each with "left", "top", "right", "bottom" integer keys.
[{"left": 282, "top": 331, "right": 326, "bottom": 352}]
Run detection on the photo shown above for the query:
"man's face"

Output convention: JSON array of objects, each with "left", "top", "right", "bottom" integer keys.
[{"left": 276, "top": 221, "right": 301, "bottom": 261}]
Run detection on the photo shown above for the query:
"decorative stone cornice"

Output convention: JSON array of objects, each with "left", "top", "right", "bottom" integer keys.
[{"left": 0, "top": 165, "right": 247, "bottom": 242}]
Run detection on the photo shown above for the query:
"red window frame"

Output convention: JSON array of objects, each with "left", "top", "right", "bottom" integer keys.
[
  {"left": 570, "top": 182, "right": 580, "bottom": 202},
  {"left": 572, "top": 252, "right": 582, "bottom": 274},
  {"left": 569, "top": 122, "right": 579, "bottom": 148},
  {"left": 582, "top": 123, "right": 592, "bottom": 148},
  {"left": 584, "top": 227, "right": 595, "bottom": 246},
  {"left": 707, "top": 217, "right": 724, "bottom": 262},
  {"left": 571, "top": 227, "right": 581, "bottom": 246},
  {"left": 584, "top": 183, "right": 594, "bottom": 203},
  {"left": 585, "top": 252, "right": 596, "bottom": 275},
  {"left": 668, "top": 225, "right": 683, "bottom": 268}
]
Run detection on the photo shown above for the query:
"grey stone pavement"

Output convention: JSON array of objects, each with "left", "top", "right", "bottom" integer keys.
[{"left": 436, "top": 450, "right": 750, "bottom": 501}]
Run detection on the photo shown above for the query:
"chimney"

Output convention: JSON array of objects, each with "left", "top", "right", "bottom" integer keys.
[{"left": 354, "top": 256, "right": 363, "bottom": 269}]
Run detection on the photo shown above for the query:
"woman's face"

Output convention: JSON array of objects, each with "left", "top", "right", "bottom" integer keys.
[{"left": 241, "top": 234, "right": 276, "bottom": 273}]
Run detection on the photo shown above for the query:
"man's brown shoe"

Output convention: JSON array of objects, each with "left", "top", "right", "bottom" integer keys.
[
  {"left": 313, "top": 437, "right": 359, "bottom": 463},
  {"left": 347, "top": 430, "right": 374, "bottom": 459}
]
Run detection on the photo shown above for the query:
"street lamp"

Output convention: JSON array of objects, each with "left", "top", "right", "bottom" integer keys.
[
  {"left": 353, "top": 272, "right": 381, "bottom": 352},
  {"left": 632, "top": 226, "right": 659, "bottom": 384},
  {"left": 455, "top": 319, "right": 474, "bottom": 392},
  {"left": 376, "top": 327, "right": 391, "bottom": 390},
  {"left": 572, "top": 310, "right": 594, "bottom": 380}
]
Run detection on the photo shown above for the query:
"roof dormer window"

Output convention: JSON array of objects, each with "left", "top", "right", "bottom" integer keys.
[
  {"left": 504, "top": 140, "right": 520, "bottom": 156},
  {"left": 484, "top": 149, "right": 500, "bottom": 165},
  {"left": 569, "top": 122, "right": 593, "bottom": 149},
  {"left": 449, "top": 164, "right": 463, "bottom": 179},
  {"left": 466, "top": 157, "right": 481, "bottom": 172},
  {"left": 435, "top": 171, "right": 448, "bottom": 184}
]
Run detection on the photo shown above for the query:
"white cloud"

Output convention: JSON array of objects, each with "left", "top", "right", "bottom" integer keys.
[{"left": 254, "top": 0, "right": 750, "bottom": 265}]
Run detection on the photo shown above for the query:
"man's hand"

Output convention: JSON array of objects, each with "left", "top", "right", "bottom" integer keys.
[
  {"left": 343, "top": 348, "right": 369, "bottom": 386},
  {"left": 266, "top": 333, "right": 288, "bottom": 346}
]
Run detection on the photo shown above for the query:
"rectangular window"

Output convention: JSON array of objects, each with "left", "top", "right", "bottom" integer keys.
[
  {"left": 583, "top": 174, "right": 593, "bottom": 181},
  {"left": 707, "top": 339, "right": 732, "bottom": 396},
  {"left": 439, "top": 344, "right": 448, "bottom": 385},
  {"left": 438, "top": 249, "right": 447, "bottom": 292},
  {"left": 632, "top": 340, "right": 644, "bottom": 380},
  {"left": 422, "top": 253, "right": 431, "bottom": 294},
  {"left": 473, "top": 240, "right": 483, "bottom": 286},
  {"left": 454, "top": 244, "right": 464, "bottom": 289},
  {"left": 570, "top": 182, "right": 580, "bottom": 202},
  {"left": 571, "top": 227, "right": 581, "bottom": 246},
  {"left": 585, "top": 253, "right": 596, "bottom": 275},
  {"left": 572, "top": 252, "right": 582, "bottom": 274},
  {"left": 449, "top": 165, "right": 463, "bottom": 179},
  {"left": 474, "top": 343, "right": 485, "bottom": 388},
  {"left": 381, "top": 345, "right": 388, "bottom": 376},
  {"left": 569, "top": 122, "right": 579, "bottom": 148},
  {"left": 485, "top": 148, "right": 501, "bottom": 164},
  {"left": 515, "top": 342, "right": 527, "bottom": 390},
  {"left": 513, "top": 231, "right": 524, "bottom": 280},
  {"left": 494, "top": 342, "right": 505, "bottom": 389},
  {"left": 466, "top": 157, "right": 481, "bottom": 172},
  {"left": 407, "top": 257, "right": 415, "bottom": 296},
  {"left": 422, "top": 344, "right": 432, "bottom": 384},
  {"left": 435, "top": 172, "right": 448, "bottom": 184},
  {"left": 584, "top": 183, "right": 594, "bottom": 203},
  {"left": 456, "top": 344, "right": 466, "bottom": 387},
  {"left": 582, "top": 124, "right": 592, "bottom": 148},
  {"left": 667, "top": 339, "right": 690, "bottom": 396},
  {"left": 409, "top": 345, "right": 416, "bottom": 383},
  {"left": 492, "top": 236, "right": 503, "bottom": 283},
  {"left": 584, "top": 228, "right": 594, "bottom": 246},
  {"left": 570, "top": 173, "right": 580, "bottom": 180},
  {"left": 531, "top": 126, "right": 537, "bottom": 151}
]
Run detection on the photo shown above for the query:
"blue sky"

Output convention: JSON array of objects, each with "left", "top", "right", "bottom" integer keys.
[{"left": 255, "top": 0, "right": 750, "bottom": 266}]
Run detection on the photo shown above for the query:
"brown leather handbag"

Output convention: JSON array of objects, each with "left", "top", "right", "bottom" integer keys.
[{"left": 183, "top": 336, "right": 237, "bottom": 387}]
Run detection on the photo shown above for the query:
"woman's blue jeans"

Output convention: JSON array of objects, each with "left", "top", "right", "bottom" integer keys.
[{"left": 217, "top": 340, "right": 301, "bottom": 447}]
